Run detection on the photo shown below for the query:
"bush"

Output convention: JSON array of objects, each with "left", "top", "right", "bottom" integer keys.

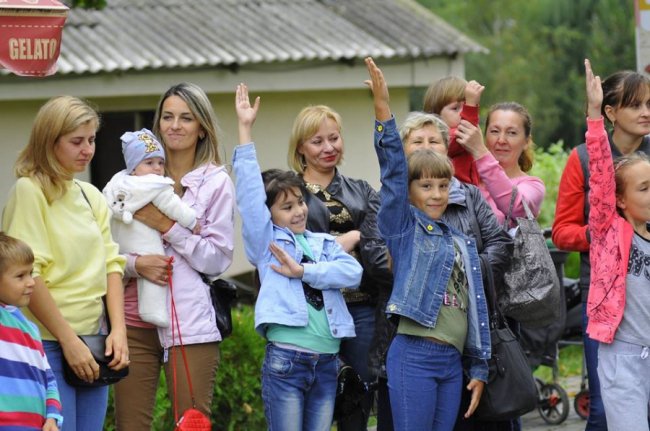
[{"left": 104, "top": 305, "right": 266, "bottom": 430}]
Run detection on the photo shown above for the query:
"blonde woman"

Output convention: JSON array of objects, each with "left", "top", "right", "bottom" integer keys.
[{"left": 2, "top": 96, "right": 128, "bottom": 431}]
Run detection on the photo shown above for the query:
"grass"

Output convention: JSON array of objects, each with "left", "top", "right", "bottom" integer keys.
[{"left": 533, "top": 344, "right": 584, "bottom": 386}]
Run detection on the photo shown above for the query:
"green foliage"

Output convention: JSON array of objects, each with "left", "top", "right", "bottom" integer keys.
[
  {"left": 528, "top": 141, "right": 568, "bottom": 228},
  {"left": 103, "top": 305, "right": 266, "bottom": 431},
  {"left": 63, "top": 0, "right": 107, "bottom": 9},
  {"left": 417, "top": 0, "right": 635, "bottom": 151},
  {"left": 533, "top": 344, "right": 584, "bottom": 381},
  {"left": 212, "top": 305, "right": 266, "bottom": 431}
]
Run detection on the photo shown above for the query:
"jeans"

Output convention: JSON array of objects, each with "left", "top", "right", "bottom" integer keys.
[
  {"left": 583, "top": 300, "right": 608, "bottom": 431},
  {"left": 261, "top": 343, "right": 338, "bottom": 431},
  {"left": 387, "top": 334, "right": 463, "bottom": 431},
  {"left": 43, "top": 340, "right": 109, "bottom": 431},
  {"left": 338, "top": 303, "right": 376, "bottom": 431}
]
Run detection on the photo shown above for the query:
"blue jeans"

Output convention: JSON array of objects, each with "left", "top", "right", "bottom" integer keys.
[
  {"left": 338, "top": 303, "right": 376, "bottom": 431},
  {"left": 261, "top": 343, "right": 338, "bottom": 431},
  {"left": 582, "top": 301, "right": 608, "bottom": 431},
  {"left": 43, "top": 340, "right": 109, "bottom": 431},
  {"left": 387, "top": 334, "right": 463, "bottom": 431}
]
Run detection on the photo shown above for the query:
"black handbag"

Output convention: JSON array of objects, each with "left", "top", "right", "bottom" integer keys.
[
  {"left": 475, "top": 256, "right": 538, "bottom": 421},
  {"left": 63, "top": 333, "right": 129, "bottom": 387},
  {"left": 203, "top": 276, "right": 237, "bottom": 339},
  {"left": 500, "top": 188, "right": 561, "bottom": 327}
]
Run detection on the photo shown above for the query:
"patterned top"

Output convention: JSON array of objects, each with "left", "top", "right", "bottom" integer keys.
[
  {"left": 304, "top": 182, "right": 370, "bottom": 303},
  {"left": 0, "top": 305, "right": 63, "bottom": 430}
]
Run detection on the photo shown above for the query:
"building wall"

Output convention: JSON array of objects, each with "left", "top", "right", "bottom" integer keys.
[{"left": 0, "top": 57, "right": 465, "bottom": 277}]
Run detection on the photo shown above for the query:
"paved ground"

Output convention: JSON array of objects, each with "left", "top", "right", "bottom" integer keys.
[{"left": 367, "top": 376, "right": 588, "bottom": 431}]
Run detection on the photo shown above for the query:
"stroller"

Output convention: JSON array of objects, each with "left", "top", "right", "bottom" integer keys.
[{"left": 519, "top": 244, "right": 585, "bottom": 425}]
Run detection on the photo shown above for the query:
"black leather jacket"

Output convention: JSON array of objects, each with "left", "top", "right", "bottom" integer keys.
[
  {"left": 366, "top": 178, "right": 512, "bottom": 378},
  {"left": 303, "top": 169, "right": 389, "bottom": 303}
]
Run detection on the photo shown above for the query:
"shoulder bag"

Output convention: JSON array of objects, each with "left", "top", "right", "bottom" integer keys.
[
  {"left": 500, "top": 187, "right": 560, "bottom": 327},
  {"left": 63, "top": 183, "right": 129, "bottom": 387},
  {"left": 201, "top": 275, "right": 237, "bottom": 339},
  {"left": 475, "top": 253, "right": 538, "bottom": 421}
]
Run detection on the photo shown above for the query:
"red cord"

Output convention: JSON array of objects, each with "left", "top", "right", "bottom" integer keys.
[{"left": 168, "top": 257, "right": 197, "bottom": 425}]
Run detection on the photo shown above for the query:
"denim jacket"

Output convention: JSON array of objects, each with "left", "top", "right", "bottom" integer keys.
[
  {"left": 374, "top": 117, "right": 490, "bottom": 381},
  {"left": 233, "top": 143, "right": 362, "bottom": 339}
]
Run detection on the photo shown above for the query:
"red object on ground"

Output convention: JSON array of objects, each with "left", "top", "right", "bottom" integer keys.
[{"left": 0, "top": 0, "right": 68, "bottom": 77}]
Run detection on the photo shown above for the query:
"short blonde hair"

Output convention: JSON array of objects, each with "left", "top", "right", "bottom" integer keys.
[
  {"left": 15, "top": 96, "right": 99, "bottom": 204},
  {"left": 399, "top": 112, "right": 450, "bottom": 149},
  {"left": 288, "top": 105, "right": 343, "bottom": 174},
  {"left": 0, "top": 232, "right": 34, "bottom": 277},
  {"left": 423, "top": 76, "right": 467, "bottom": 115},
  {"left": 407, "top": 149, "right": 454, "bottom": 183}
]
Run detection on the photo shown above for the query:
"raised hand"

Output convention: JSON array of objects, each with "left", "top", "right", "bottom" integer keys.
[
  {"left": 235, "top": 83, "right": 261, "bottom": 144},
  {"left": 364, "top": 57, "right": 392, "bottom": 121},
  {"left": 456, "top": 119, "right": 489, "bottom": 159},
  {"left": 269, "top": 242, "right": 305, "bottom": 278},
  {"left": 465, "top": 80, "right": 485, "bottom": 107},
  {"left": 585, "top": 59, "right": 603, "bottom": 119}
]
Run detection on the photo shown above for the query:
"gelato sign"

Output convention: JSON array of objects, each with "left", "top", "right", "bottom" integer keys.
[{"left": 0, "top": 0, "right": 68, "bottom": 77}]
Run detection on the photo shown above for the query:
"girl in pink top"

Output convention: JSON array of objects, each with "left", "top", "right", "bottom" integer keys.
[
  {"left": 453, "top": 102, "right": 545, "bottom": 224},
  {"left": 584, "top": 59, "right": 650, "bottom": 431}
]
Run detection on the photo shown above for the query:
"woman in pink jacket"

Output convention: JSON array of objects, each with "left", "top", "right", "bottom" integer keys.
[
  {"left": 113, "top": 83, "right": 235, "bottom": 430},
  {"left": 584, "top": 59, "right": 650, "bottom": 431},
  {"left": 452, "top": 102, "right": 545, "bottom": 224}
]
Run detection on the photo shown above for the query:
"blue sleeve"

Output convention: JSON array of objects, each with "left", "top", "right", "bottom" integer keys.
[
  {"left": 374, "top": 116, "right": 413, "bottom": 239},
  {"left": 232, "top": 143, "right": 275, "bottom": 265},
  {"left": 302, "top": 238, "right": 363, "bottom": 290}
]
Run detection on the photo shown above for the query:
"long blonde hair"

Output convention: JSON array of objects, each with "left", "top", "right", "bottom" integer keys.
[
  {"left": 15, "top": 96, "right": 99, "bottom": 204},
  {"left": 152, "top": 82, "right": 222, "bottom": 168}
]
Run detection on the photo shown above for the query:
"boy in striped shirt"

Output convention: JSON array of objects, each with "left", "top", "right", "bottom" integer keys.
[{"left": 0, "top": 233, "right": 61, "bottom": 431}]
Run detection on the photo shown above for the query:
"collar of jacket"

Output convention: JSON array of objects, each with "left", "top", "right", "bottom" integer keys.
[{"left": 447, "top": 176, "right": 467, "bottom": 206}]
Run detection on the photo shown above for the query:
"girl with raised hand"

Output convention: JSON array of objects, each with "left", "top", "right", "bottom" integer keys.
[
  {"left": 233, "top": 83, "right": 362, "bottom": 431},
  {"left": 365, "top": 57, "right": 490, "bottom": 431},
  {"left": 583, "top": 58, "right": 650, "bottom": 431}
]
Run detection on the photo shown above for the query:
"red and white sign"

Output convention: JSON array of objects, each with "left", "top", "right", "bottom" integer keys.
[{"left": 0, "top": 0, "right": 68, "bottom": 77}]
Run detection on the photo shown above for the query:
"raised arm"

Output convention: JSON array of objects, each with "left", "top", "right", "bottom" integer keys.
[
  {"left": 233, "top": 84, "right": 275, "bottom": 264},
  {"left": 584, "top": 59, "right": 617, "bottom": 236},
  {"left": 364, "top": 57, "right": 391, "bottom": 122}
]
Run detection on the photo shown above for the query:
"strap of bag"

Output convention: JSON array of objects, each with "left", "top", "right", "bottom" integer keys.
[
  {"left": 503, "top": 186, "right": 535, "bottom": 230},
  {"left": 75, "top": 181, "right": 111, "bottom": 332},
  {"left": 168, "top": 258, "right": 198, "bottom": 424}
]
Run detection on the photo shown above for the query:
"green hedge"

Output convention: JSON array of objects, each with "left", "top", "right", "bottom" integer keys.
[{"left": 103, "top": 305, "right": 267, "bottom": 430}]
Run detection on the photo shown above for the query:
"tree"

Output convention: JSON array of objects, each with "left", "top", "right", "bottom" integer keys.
[{"left": 418, "top": 0, "right": 635, "bottom": 149}]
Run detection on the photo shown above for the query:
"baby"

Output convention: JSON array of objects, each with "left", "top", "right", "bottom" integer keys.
[{"left": 103, "top": 128, "right": 198, "bottom": 327}]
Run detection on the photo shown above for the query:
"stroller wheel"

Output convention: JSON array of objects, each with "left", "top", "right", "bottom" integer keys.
[
  {"left": 574, "top": 389, "right": 590, "bottom": 420},
  {"left": 537, "top": 382, "right": 570, "bottom": 425}
]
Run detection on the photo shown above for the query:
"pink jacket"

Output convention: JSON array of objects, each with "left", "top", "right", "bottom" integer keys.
[
  {"left": 585, "top": 117, "right": 633, "bottom": 343},
  {"left": 155, "top": 163, "right": 235, "bottom": 348},
  {"left": 475, "top": 152, "right": 545, "bottom": 224}
]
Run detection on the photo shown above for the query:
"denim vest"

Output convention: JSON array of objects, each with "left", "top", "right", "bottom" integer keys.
[{"left": 374, "top": 117, "right": 490, "bottom": 381}]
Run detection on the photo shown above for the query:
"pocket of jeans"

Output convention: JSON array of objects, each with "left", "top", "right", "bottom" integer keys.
[{"left": 266, "top": 353, "right": 294, "bottom": 377}]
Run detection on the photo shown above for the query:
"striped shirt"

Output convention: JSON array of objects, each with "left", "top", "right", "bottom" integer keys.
[{"left": 0, "top": 305, "right": 62, "bottom": 430}]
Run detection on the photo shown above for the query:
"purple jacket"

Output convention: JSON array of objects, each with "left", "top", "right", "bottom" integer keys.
[{"left": 157, "top": 163, "right": 235, "bottom": 347}]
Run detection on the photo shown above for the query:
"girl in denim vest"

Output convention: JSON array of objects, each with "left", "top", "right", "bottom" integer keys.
[
  {"left": 233, "top": 83, "right": 363, "bottom": 431},
  {"left": 584, "top": 59, "right": 650, "bottom": 431},
  {"left": 365, "top": 58, "right": 490, "bottom": 431}
]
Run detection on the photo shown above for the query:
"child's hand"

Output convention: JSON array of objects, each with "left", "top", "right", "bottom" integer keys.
[
  {"left": 269, "top": 243, "right": 304, "bottom": 278},
  {"left": 235, "top": 83, "right": 260, "bottom": 144},
  {"left": 456, "top": 120, "right": 489, "bottom": 159},
  {"left": 463, "top": 378, "right": 485, "bottom": 418},
  {"left": 364, "top": 57, "right": 392, "bottom": 121},
  {"left": 585, "top": 59, "right": 603, "bottom": 120},
  {"left": 42, "top": 418, "right": 59, "bottom": 431},
  {"left": 464, "top": 80, "right": 485, "bottom": 107}
]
